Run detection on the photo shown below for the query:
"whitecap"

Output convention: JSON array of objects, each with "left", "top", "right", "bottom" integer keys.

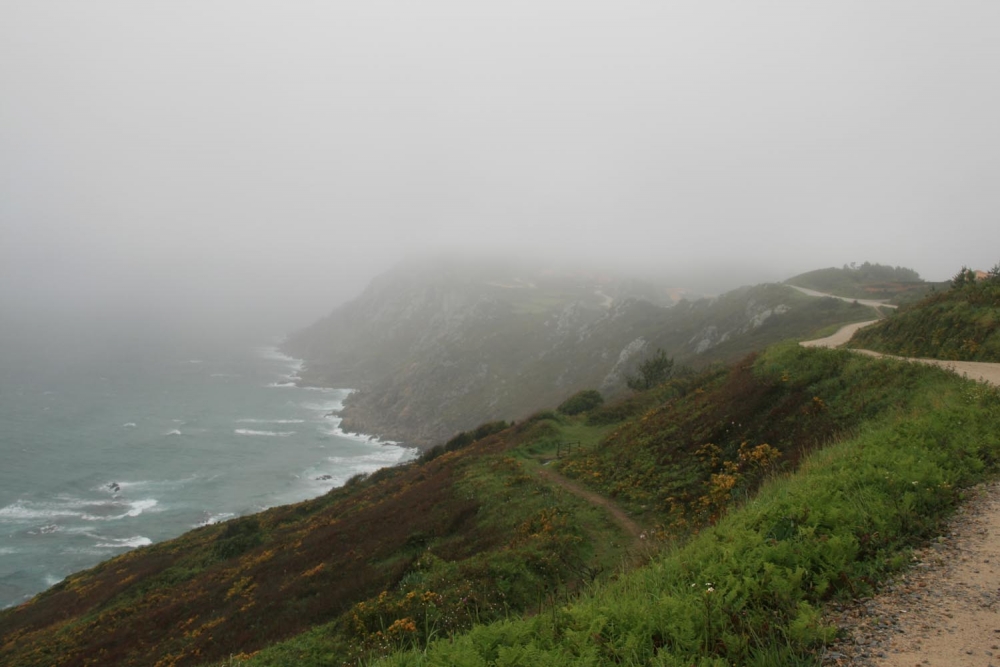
[
  {"left": 236, "top": 418, "right": 305, "bottom": 424},
  {"left": 234, "top": 429, "right": 295, "bottom": 437},
  {"left": 94, "top": 536, "right": 152, "bottom": 549},
  {"left": 0, "top": 501, "right": 83, "bottom": 522},
  {"left": 166, "top": 429, "right": 182, "bottom": 436},
  {"left": 303, "top": 444, "right": 417, "bottom": 491},
  {"left": 122, "top": 422, "right": 137, "bottom": 428},
  {"left": 267, "top": 382, "right": 296, "bottom": 388},
  {"left": 304, "top": 399, "right": 345, "bottom": 413},
  {"left": 80, "top": 498, "right": 158, "bottom": 521},
  {"left": 327, "top": 445, "right": 417, "bottom": 467},
  {"left": 322, "top": 421, "right": 402, "bottom": 447},
  {"left": 44, "top": 574, "right": 64, "bottom": 587},
  {"left": 194, "top": 512, "right": 235, "bottom": 527},
  {"left": 93, "top": 476, "right": 196, "bottom": 493},
  {"left": 126, "top": 499, "right": 158, "bottom": 517}
]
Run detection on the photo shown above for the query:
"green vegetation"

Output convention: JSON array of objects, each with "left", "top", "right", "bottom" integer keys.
[
  {"left": 625, "top": 349, "right": 675, "bottom": 391},
  {"left": 787, "top": 262, "right": 935, "bottom": 304},
  {"left": 6, "top": 311, "right": 1000, "bottom": 666},
  {"left": 557, "top": 389, "right": 604, "bottom": 416},
  {"left": 368, "top": 346, "right": 1000, "bottom": 666},
  {"left": 850, "top": 264, "right": 1000, "bottom": 361},
  {"left": 286, "top": 261, "right": 889, "bottom": 447}
]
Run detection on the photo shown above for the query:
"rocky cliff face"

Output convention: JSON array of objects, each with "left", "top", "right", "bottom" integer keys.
[{"left": 284, "top": 260, "right": 872, "bottom": 448}]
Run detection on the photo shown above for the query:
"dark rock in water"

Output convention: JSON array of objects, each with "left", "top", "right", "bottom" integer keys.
[
  {"left": 315, "top": 474, "right": 333, "bottom": 481},
  {"left": 107, "top": 482, "right": 121, "bottom": 493}
]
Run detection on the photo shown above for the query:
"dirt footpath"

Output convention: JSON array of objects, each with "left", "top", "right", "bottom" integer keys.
[
  {"left": 801, "top": 323, "right": 1000, "bottom": 666},
  {"left": 801, "top": 321, "right": 879, "bottom": 349},
  {"left": 852, "top": 349, "right": 1000, "bottom": 388},
  {"left": 536, "top": 466, "right": 644, "bottom": 546},
  {"left": 822, "top": 481, "right": 1000, "bottom": 667}
]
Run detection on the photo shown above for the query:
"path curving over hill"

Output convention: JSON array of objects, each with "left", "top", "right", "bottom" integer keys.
[
  {"left": 799, "top": 319, "right": 1000, "bottom": 666},
  {"left": 800, "top": 322, "right": 1000, "bottom": 388},
  {"left": 786, "top": 284, "right": 899, "bottom": 310},
  {"left": 800, "top": 320, "right": 879, "bottom": 349}
]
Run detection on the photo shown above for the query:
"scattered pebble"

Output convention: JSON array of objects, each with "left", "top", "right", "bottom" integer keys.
[{"left": 821, "top": 480, "right": 1000, "bottom": 666}]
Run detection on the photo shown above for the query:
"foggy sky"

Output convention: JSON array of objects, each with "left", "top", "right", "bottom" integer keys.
[{"left": 2, "top": 2, "right": 999, "bottom": 338}]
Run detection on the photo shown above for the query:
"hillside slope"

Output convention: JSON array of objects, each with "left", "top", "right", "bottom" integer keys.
[
  {"left": 284, "top": 259, "right": 875, "bottom": 447},
  {"left": 364, "top": 346, "right": 1000, "bottom": 667},
  {"left": 849, "top": 266, "right": 1000, "bottom": 362},
  {"left": 785, "top": 262, "right": 938, "bottom": 305},
  {"left": 5, "top": 345, "right": 999, "bottom": 666}
]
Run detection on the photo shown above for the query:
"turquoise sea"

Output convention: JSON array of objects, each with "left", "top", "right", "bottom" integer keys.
[{"left": 0, "top": 333, "right": 415, "bottom": 609}]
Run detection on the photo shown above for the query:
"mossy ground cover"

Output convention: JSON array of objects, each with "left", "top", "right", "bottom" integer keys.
[{"left": 369, "top": 347, "right": 1000, "bottom": 666}]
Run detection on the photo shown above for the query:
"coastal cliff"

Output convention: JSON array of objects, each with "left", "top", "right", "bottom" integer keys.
[{"left": 284, "top": 259, "right": 874, "bottom": 447}]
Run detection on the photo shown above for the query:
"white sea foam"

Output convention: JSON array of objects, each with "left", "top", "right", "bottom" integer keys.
[
  {"left": 126, "top": 499, "right": 158, "bottom": 516},
  {"left": 236, "top": 418, "right": 305, "bottom": 424},
  {"left": 327, "top": 446, "right": 415, "bottom": 467},
  {"left": 304, "top": 398, "right": 346, "bottom": 413},
  {"left": 44, "top": 574, "right": 64, "bottom": 587},
  {"left": 0, "top": 547, "right": 18, "bottom": 555},
  {"left": 94, "top": 536, "right": 152, "bottom": 548},
  {"left": 256, "top": 346, "right": 303, "bottom": 368},
  {"left": 234, "top": 429, "right": 296, "bottom": 437},
  {"left": 303, "top": 444, "right": 417, "bottom": 491},
  {"left": 267, "top": 382, "right": 297, "bottom": 388},
  {"left": 0, "top": 501, "right": 83, "bottom": 522},
  {"left": 95, "top": 476, "right": 197, "bottom": 493},
  {"left": 166, "top": 429, "right": 182, "bottom": 436},
  {"left": 80, "top": 498, "right": 159, "bottom": 521},
  {"left": 323, "top": 422, "right": 400, "bottom": 446},
  {"left": 195, "top": 512, "right": 235, "bottom": 527},
  {"left": 0, "top": 496, "right": 160, "bottom": 523},
  {"left": 122, "top": 422, "right": 137, "bottom": 428}
]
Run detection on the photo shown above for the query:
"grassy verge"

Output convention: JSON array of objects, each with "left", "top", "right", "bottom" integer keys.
[{"left": 368, "top": 348, "right": 1000, "bottom": 666}]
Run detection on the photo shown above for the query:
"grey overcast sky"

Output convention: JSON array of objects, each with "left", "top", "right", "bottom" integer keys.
[{"left": 2, "top": 2, "right": 998, "bottom": 335}]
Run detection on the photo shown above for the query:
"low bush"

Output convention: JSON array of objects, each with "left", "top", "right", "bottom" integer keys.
[
  {"left": 557, "top": 389, "right": 604, "bottom": 415},
  {"left": 376, "top": 355, "right": 1000, "bottom": 666}
]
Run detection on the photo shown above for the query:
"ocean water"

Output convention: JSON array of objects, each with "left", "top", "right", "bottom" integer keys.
[{"left": 0, "top": 336, "right": 415, "bottom": 609}]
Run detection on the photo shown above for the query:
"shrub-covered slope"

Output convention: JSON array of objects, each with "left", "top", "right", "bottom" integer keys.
[
  {"left": 7, "top": 343, "right": 996, "bottom": 667},
  {"left": 369, "top": 345, "right": 1000, "bottom": 667},
  {"left": 285, "top": 259, "right": 875, "bottom": 447},
  {"left": 785, "top": 262, "right": 936, "bottom": 304},
  {"left": 849, "top": 267, "right": 1000, "bottom": 361}
]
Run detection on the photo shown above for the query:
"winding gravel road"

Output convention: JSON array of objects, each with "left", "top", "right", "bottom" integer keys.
[{"left": 796, "top": 287, "right": 1000, "bottom": 666}]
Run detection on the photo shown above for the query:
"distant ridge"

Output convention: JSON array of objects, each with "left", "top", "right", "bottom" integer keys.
[{"left": 284, "top": 259, "right": 879, "bottom": 447}]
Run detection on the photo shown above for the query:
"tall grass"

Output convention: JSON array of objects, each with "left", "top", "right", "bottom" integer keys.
[{"left": 373, "top": 352, "right": 1000, "bottom": 666}]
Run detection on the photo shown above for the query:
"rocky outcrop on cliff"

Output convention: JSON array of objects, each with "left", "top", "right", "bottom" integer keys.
[{"left": 284, "top": 260, "right": 873, "bottom": 448}]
